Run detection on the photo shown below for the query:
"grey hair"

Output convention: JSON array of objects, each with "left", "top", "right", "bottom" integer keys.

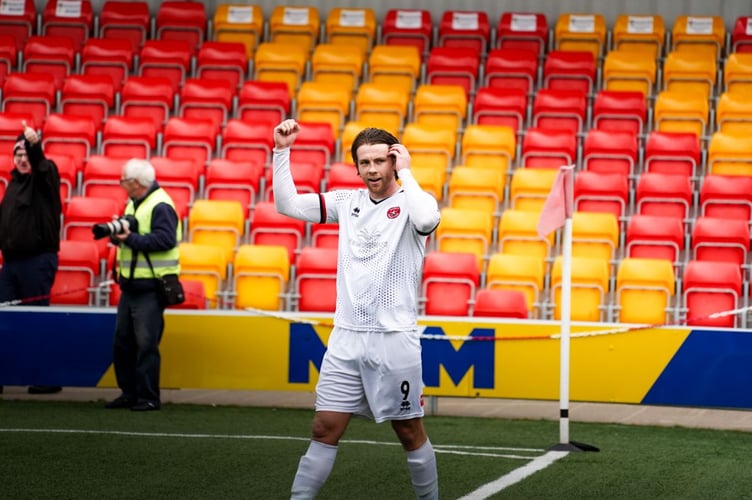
[{"left": 123, "top": 158, "right": 155, "bottom": 188}]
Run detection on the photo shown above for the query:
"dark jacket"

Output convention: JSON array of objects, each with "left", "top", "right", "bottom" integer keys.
[
  {"left": 0, "top": 138, "right": 61, "bottom": 261},
  {"left": 117, "top": 182, "right": 180, "bottom": 294}
]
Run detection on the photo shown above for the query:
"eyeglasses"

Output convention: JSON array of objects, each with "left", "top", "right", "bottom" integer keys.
[
  {"left": 14, "top": 153, "right": 28, "bottom": 158},
  {"left": 119, "top": 178, "right": 135, "bottom": 185}
]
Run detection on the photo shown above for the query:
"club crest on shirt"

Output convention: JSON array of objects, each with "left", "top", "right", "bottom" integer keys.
[{"left": 387, "top": 206, "right": 400, "bottom": 219}]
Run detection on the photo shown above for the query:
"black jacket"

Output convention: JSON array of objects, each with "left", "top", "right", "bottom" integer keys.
[{"left": 0, "top": 139, "right": 62, "bottom": 261}]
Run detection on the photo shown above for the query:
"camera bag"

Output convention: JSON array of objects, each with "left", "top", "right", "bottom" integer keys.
[{"left": 143, "top": 253, "right": 185, "bottom": 307}]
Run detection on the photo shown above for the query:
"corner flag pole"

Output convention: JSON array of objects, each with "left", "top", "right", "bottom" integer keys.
[{"left": 538, "top": 164, "right": 598, "bottom": 453}]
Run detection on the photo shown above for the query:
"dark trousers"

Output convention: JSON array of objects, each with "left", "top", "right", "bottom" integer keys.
[
  {"left": 113, "top": 288, "right": 166, "bottom": 404},
  {"left": 0, "top": 252, "right": 58, "bottom": 306}
]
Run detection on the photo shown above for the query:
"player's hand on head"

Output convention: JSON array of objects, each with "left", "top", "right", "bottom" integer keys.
[
  {"left": 274, "top": 119, "right": 301, "bottom": 150},
  {"left": 389, "top": 143, "right": 411, "bottom": 172}
]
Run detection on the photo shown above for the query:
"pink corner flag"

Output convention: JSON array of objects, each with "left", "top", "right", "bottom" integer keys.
[{"left": 537, "top": 165, "right": 575, "bottom": 239}]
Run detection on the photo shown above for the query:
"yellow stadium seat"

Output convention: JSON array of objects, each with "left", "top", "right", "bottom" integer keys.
[
  {"left": 509, "top": 168, "right": 558, "bottom": 212},
  {"left": 339, "top": 121, "right": 363, "bottom": 163},
  {"left": 412, "top": 84, "right": 468, "bottom": 132},
  {"left": 447, "top": 166, "right": 505, "bottom": 214},
  {"left": 707, "top": 131, "right": 752, "bottom": 177},
  {"left": 671, "top": 15, "right": 725, "bottom": 59},
  {"left": 615, "top": 257, "right": 675, "bottom": 325},
  {"left": 401, "top": 122, "right": 457, "bottom": 172},
  {"left": 295, "top": 80, "right": 351, "bottom": 139},
  {"left": 435, "top": 207, "right": 494, "bottom": 266},
  {"left": 254, "top": 42, "right": 309, "bottom": 98},
  {"left": 716, "top": 91, "right": 752, "bottom": 136},
  {"left": 354, "top": 82, "right": 410, "bottom": 134},
  {"left": 554, "top": 13, "right": 607, "bottom": 58},
  {"left": 188, "top": 199, "right": 246, "bottom": 262},
  {"left": 724, "top": 53, "right": 752, "bottom": 95},
  {"left": 231, "top": 244, "right": 290, "bottom": 311},
  {"left": 662, "top": 51, "right": 716, "bottom": 98},
  {"left": 178, "top": 242, "right": 230, "bottom": 309},
  {"left": 311, "top": 43, "right": 365, "bottom": 92},
  {"left": 410, "top": 164, "right": 446, "bottom": 202},
  {"left": 368, "top": 44, "right": 421, "bottom": 94},
  {"left": 551, "top": 255, "right": 610, "bottom": 322},
  {"left": 602, "top": 50, "right": 657, "bottom": 98},
  {"left": 269, "top": 5, "right": 320, "bottom": 53},
  {"left": 485, "top": 252, "right": 545, "bottom": 316},
  {"left": 571, "top": 211, "right": 620, "bottom": 263},
  {"left": 460, "top": 124, "right": 516, "bottom": 173},
  {"left": 611, "top": 14, "right": 665, "bottom": 58},
  {"left": 325, "top": 7, "right": 377, "bottom": 56},
  {"left": 653, "top": 90, "right": 708, "bottom": 138},
  {"left": 497, "top": 209, "right": 554, "bottom": 260},
  {"left": 213, "top": 4, "right": 264, "bottom": 58}
]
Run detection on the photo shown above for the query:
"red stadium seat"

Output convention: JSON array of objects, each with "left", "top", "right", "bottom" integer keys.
[
  {"left": 421, "top": 251, "right": 479, "bottom": 316},
  {"left": 691, "top": 216, "right": 749, "bottom": 269},
  {"left": 137, "top": 39, "right": 193, "bottom": 93},
  {"left": 699, "top": 174, "right": 752, "bottom": 221},
  {"left": 120, "top": 76, "right": 175, "bottom": 132},
  {"left": 635, "top": 172, "right": 693, "bottom": 221},
  {"left": 98, "top": 0, "right": 151, "bottom": 52},
  {"left": 221, "top": 119, "right": 275, "bottom": 167},
  {"left": 0, "top": 34, "right": 17, "bottom": 89},
  {"left": 265, "top": 161, "right": 324, "bottom": 201},
  {"left": 101, "top": 115, "right": 157, "bottom": 159},
  {"left": 155, "top": 1, "right": 206, "bottom": 52},
  {"left": 51, "top": 239, "right": 101, "bottom": 306},
  {"left": 425, "top": 46, "right": 480, "bottom": 98},
  {"left": 326, "top": 162, "right": 363, "bottom": 191},
  {"left": 46, "top": 152, "right": 76, "bottom": 206},
  {"left": 591, "top": 90, "right": 647, "bottom": 136},
  {"left": 732, "top": 16, "right": 752, "bottom": 53},
  {"left": 249, "top": 201, "right": 306, "bottom": 265},
  {"left": 290, "top": 121, "right": 335, "bottom": 168},
  {"left": 41, "top": 113, "right": 98, "bottom": 175},
  {"left": 521, "top": 127, "right": 577, "bottom": 168},
  {"left": 472, "top": 288, "right": 528, "bottom": 318},
  {"left": 484, "top": 48, "right": 538, "bottom": 95},
  {"left": 294, "top": 246, "right": 338, "bottom": 313},
  {"left": 437, "top": 10, "right": 491, "bottom": 53},
  {"left": 204, "top": 159, "right": 263, "bottom": 219},
  {"left": 236, "top": 80, "right": 291, "bottom": 125},
  {"left": 80, "top": 37, "right": 134, "bottom": 92},
  {"left": 2, "top": 72, "right": 56, "bottom": 127},
  {"left": 21, "top": 35, "right": 76, "bottom": 91},
  {"left": 178, "top": 78, "right": 235, "bottom": 131},
  {"left": 41, "top": 0, "right": 94, "bottom": 52},
  {"left": 310, "top": 223, "right": 339, "bottom": 249},
  {"left": 574, "top": 170, "right": 630, "bottom": 220},
  {"left": 625, "top": 214, "right": 685, "bottom": 264},
  {"left": 381, "top": 9, "right": 433, "bottom": 57},
  {"left": 683, "top": 260, "right": 742, "bottom": 328},
  {"left": 81, "top": 155, "right": 129, "bottom": 207},
  {"left": 151, "top": 156, "right": 203, "bottom": 221},
  {"left": 63, "top": 196, "right": 122, "bottom": 261},
  {"left": 0, "top": 110, "right": 35, "bottom": 153},
  {"left": 472, "top": 87, "right": 528, "bottom": 132},
  {"left": 0, "top": 0, "right": 35, "bottom": 52},
  {"left": 531, "top": 88, "right": 588, "bottom": 136},
  {"left": 196, "top": 41, "right": 248, "bottom": 90},
  {"left": 542, "top": 50, "right": 596, "bottom": 95},
  {"left": 60, "top": 74, "right": 116, "bottom": 130},
  {"left": 496, "top": 12, "right": 548, "bottom": 55},
  {"left": 582, "top": 129, "right": 639, "bottom": 177},
  {"left": 644, "top": 131, "right": 701, "bottom": 178}
]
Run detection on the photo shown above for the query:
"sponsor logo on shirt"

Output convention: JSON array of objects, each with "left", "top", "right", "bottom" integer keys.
[{"left": 351, "top": 207, "right": 360, "bottom": 218}]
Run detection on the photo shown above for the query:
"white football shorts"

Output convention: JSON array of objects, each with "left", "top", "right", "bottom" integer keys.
[{"left": 315, "top": 326, "right": 425, "bottom": 423}]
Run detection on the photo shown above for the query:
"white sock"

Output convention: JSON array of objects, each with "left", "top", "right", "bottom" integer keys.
[
  {"left": 406, "top": 439, "right": 439, "bottom": 500},
  {"left": 290, "top": 440, "right": 338, "bottom": 499}
]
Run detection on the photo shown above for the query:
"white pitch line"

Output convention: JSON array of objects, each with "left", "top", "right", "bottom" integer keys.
[{"left": 456, "top": 450, "right": 570, "bottom": 500}]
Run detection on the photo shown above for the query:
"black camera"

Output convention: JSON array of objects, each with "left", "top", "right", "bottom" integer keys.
[{"left": 92, "top": 215, "right": 138, "bottom": 240}]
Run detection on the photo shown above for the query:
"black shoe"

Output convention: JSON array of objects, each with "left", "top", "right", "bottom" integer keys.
[
  {"left": 28, "top": 385, "right": 62, "bottom": 394},
  {"left": 130, "top": 401, "right": 160, "bottom": 412},
  {"left": 105, "top": 395, "right": 137, "bottom": 409}
]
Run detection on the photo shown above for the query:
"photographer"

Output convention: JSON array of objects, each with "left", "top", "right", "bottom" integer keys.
[
  {"left": 104, "top": 159, "right": 181, "bottom": 412},
  {"left": 0, "top": 121, "right": 63, "bottom": 395}
]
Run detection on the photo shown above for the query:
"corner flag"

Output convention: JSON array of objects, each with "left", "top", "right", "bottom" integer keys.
[{"left": 537, "top": 164, "right": 575, "bottom": 239}]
